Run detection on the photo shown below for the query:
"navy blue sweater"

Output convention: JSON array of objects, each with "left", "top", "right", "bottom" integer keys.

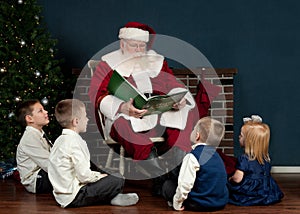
[{"left": 188, "top": 145, "right": 229, "bottom": 208}]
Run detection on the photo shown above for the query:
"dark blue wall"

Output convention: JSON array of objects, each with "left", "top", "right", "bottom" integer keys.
[{"left": 38, "top": 0, "right": 300, "bottom": 166}]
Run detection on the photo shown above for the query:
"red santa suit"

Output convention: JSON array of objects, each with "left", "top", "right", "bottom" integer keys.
[{"left": 88, "top": 23, "right": 198, "bottom": 160}]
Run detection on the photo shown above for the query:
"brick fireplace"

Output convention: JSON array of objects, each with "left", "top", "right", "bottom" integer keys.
[{"left": 73, "top": 67, "right": 238, "bottom": 168}]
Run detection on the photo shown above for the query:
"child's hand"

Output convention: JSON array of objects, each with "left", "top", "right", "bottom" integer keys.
[
  {"left": 229, "top": 169, "right": 244, "bottom": 183},
  {"left": 99, "top": 173, "right": 108, "bottom": 179},
  {"left": 176, "top": 206, "right": 184, "bottom": 211},
  {"left": 173, "top": 204, "right": 185, "bottom": 211}
]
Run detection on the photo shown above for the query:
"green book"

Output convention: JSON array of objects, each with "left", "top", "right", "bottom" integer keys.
[{"left": 108, "top": 70, "right": 188, "bottom": 115}]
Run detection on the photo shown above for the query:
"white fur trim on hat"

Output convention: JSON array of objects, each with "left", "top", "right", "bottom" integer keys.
[{"left": 118, "top": 27, "right": 149, "bottom": 42}]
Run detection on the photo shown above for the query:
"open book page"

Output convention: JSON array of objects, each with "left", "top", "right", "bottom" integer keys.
[{"left": 143, "top": 91, "right": 187, "bottom": 115}]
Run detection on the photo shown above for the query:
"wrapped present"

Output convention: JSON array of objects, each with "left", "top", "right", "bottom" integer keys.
[{"left": 0, "top": 161, "right": 17, "bottom": 179}]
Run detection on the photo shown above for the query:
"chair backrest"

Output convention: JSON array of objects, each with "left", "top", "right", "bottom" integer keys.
[
  {"left": 87, "top": 60, "right": 100, "bottom": 77},
  {"left": 87, "top": 60, "right": 118, "bottom": 144}
]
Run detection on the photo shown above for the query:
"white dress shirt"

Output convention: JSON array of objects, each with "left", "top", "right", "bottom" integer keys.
[
  {"left": 16, "top": 126, "right": 51, "bottom": 193},
  {"left": 48, "top": 129, "right": 106, "bottom": 208}
]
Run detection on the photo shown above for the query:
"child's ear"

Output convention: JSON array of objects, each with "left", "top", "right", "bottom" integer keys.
[
  {"left": 25, "top": 115, "right": 34, "bottom": 124},
  {"left": 72, "top": 118, "right": 78, "bottom": 127},
  {"left": 196, "top": 132, "right": 201, "bottom": 141}
]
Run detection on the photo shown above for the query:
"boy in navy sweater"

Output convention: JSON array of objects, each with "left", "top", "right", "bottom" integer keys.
[{"left": 162, "top": 117, "right": 228, "bottom": 211}]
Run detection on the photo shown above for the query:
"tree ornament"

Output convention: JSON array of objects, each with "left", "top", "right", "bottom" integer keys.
[
  {"left": 41, "top": 97, "right": 49, "bottom": 105},
  {"left": 15, "top": 96, "right": 21, "bottom": 102},
  {"left": 34, "top": 70, "right": 41, "bottom": 77},
  {"left": 8, "top": 112, "right": 15, "bottom": 118},
  {"left": 20, "top": 39, "right": 25, "bottom": 47}
]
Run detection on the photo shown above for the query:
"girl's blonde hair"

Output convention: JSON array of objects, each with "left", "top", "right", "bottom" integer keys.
[{"left": 243, "top": 121, "right": 270, "bottom": 164}]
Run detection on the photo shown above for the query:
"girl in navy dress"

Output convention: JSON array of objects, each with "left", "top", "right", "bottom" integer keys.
[{"left": 227, "top": 116, "right": 284, "bottom": 206}]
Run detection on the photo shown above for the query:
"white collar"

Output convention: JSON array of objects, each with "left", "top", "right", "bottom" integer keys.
[
  {"left": 62, "top": 128, "right": 80, "bottom": 136},
  {"left": 26, "top": 126, "right": 44, "bottom": 138},
  {"left": 192, "top": 142, "right": 208, "bottom": 150}
]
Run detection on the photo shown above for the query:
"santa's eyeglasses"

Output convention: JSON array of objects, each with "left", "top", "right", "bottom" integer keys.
[{"left": 124, "top": 40, "right": 147, "bottom": 49}]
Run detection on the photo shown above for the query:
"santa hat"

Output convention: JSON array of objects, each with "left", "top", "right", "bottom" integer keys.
[{"left": 118, "top": 22, "right": 156, "bottom": 45}]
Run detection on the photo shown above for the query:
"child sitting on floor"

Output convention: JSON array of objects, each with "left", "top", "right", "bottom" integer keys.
[
  {"left": 162, "top": 116, "right": 229, "bottom": 211},
  {"left": 48, "top": 99, "right": 139, "bottom": 208},
  {"left": 217, "top": 115, "right": 263, "bottom": 177},
  {"left": 227, "top": 115, "right": 284, "bottom": 206},
  {"left": 16, "top": 99, "right": 53, "bottom": 194}
]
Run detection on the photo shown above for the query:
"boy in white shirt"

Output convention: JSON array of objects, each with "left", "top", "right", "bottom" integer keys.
[
  {"left": 162, "top": 117, "right": 228, "bottom": 211},
  {"left": 48, "top": 99, "right": 139, "bottom": 208},
  {"left": 16, "top": 99, "right": 53, "bottom": 193}
]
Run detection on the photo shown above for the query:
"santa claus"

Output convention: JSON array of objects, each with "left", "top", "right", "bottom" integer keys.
[{"left": 88, "top": 22, "right": 198, "bottom": 182}]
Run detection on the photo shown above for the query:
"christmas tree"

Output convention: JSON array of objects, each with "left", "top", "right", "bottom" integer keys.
[{"left": 0, "top": 0, "right": 70, "bottom": 161}]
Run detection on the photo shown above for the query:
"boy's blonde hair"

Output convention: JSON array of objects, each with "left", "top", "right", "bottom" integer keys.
[
  {"left": 196, "top": 117, "right": 225, "bottom": 147},
  {"left": 55, "top": 99, "right": 85, "bottom": 128},
  {"left": 243, "top": 122, "right": 270, "bottom": 164}
]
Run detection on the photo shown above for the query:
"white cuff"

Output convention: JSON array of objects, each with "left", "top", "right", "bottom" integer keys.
[{"left": 100, "top": 95, "right": 124, "bottom": 120}]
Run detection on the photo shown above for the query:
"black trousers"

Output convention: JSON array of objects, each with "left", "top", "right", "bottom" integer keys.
[
  {"left": 67, "top": 172, "right": 124, "bottom": 208},
  {"left": 162, "top": 179, "right": 225, "bottom": 212},
  {"left": 36, "top": 169, "right": 53, "bottom": 194},
  {"left": 162, "top": 179, "right": 177, "bottom": 202}
]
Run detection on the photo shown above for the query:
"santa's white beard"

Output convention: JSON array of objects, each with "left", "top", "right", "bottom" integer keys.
[{"left": 122, "top": 50, "right": 146, "bottom": 58}]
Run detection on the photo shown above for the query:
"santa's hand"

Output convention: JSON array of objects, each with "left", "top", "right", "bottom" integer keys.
[
  {"left": 173, "top": 98, "right": 186, "bottom": 110},
  {"left": 120, "top": 98, "right": 148, "bottom": 118}
]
